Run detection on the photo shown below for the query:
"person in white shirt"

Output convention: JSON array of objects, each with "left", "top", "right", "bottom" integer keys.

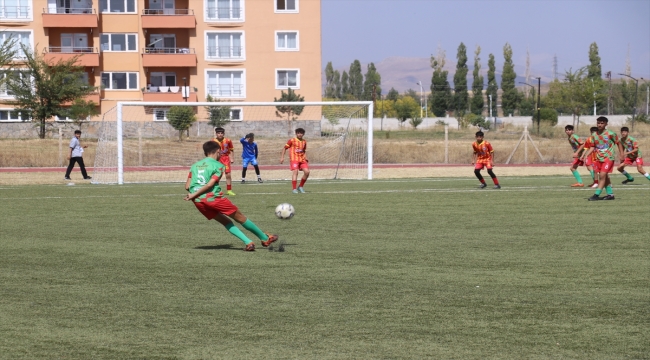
[{"left": 64, "top": 130, "right": 91, "bottom": 180}]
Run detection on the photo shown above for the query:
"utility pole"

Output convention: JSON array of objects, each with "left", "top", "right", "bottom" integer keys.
[
  {"left": 606, "top": 71, "right": 612, "bottom": 115},
  {"left": 536, "top": 77, "right": 541, "bottom": 134},
  {"left": 619, "top": 73, "right": 639, "bottom": 130},
  {"left": 489, "top": 94, "right": 494, "bottom": 129},
  {"left": 416, "top": 81, "right": 423, "bottom": 118}
]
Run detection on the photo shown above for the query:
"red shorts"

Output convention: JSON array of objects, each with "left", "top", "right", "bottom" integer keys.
[
  {"left": 219, "top": 156, "right": 231, "bottom": 174},
  {"left": 623, "top": 157, "right": 643, "bottom": 166},
  {"left": 593, "top": 159, "right": 615, "bottom": 173},
  {"left": 474, "top": 161, "right": 493, "bottom": 170},
  {"left": 584, "top": 157, "right": 593, "bottom": 167},
  {"left": 290, "top": 160, "right": 309, "bottom": 171},
  {"left": 571, "top": 158, "right": 584, "bottom": 167},
  {"left": 194, "top": 197, "right": 238, "bottom": 219}
]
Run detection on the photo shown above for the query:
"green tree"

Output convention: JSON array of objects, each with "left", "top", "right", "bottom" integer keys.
[
  {"left": 487, "top": 53, "right": 498, "bottom": 117},
  {"left": 64, "top": 99, "right": 100, "bottom": 131},
  {"left": 545, "top": 67, "right": 594, "bottom": 127},
  {"left": 501, "top": 43, "right": 520, "bottom": 116},
  {"left": 386, "top": 87, "right": 399, "bottom": 102},
  {"left": 6, "top": 45, "right": 98, "bottom": 139},
  {"left": 332, "top": 70, "right": 341, "bottom": 99},
  {"left": 393, "top": 96, "right": 419, "bottom": 126},
  {"left": 324, "top": 61, "right": 337, "bottom": 99},
  {"left": 430, "top": 48, "right": 452, "bottom": 117},
  {"left": 341, "top": 70, "right": 350, "bottom": 99},
  {"left": 471, "top": 45, "right": 485, "bottom": 115},
  {"left": 275, "top": 88, "right": 305, "bottom": 135},
  {"left": 362, "top": 62, "right": 381, "bottom": 101},
  {"left": 452, "top": 42, "right": 469, "bottom": 116},
  {"left": 167, "top": 106, "right": 197, "bottom": 141},
  {"left": 348, "top": 60, "right": 363, "bottom": 100},
  {"left": 205, "top": 94, "right": 231, "bottom": 128},
  {"left": 587, "top": 42, "right": 606, "bottom": 113}
]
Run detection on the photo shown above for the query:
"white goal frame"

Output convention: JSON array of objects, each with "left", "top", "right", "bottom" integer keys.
[{"left": 113, "top": 101, "right": 374, "bottom": 184}]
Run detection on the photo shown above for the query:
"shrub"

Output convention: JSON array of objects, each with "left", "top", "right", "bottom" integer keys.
[
  {"left": 467, "top": 113, "right": 490, "bottom": 129},
  {"left": 535, "top": 108, "right": 558, "bottom": 126},
  {"left": 409, "top": 116, "right": 424, "bottom": 129},
  {"left": 167, "top": 106, "right": 197, "bottom": 141}
]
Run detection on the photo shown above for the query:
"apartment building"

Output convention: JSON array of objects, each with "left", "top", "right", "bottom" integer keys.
[{"left": 0, "top": 0, "right": 322, "bottom": 122}]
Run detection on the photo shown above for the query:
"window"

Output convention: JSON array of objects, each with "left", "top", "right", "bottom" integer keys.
[
  {"left": 50, "top": 0, "right": 93, "bottom": 14},
  {"left": 229, "top": 108, "right": 241, "bottom": 121},
  {"left": 275, "top": 0, "right": 296, "bottom": 12},
  {"left": 101, "top": 72, "right": 138, "bottom": 90},
  {"left": 149, "top": 72, "right": 176, "bottom": 88},
  {"left": 275, "top": 31, "right": 298, "bottom": 51},
  {"left": 147, "top": 34, "right": 175, "bottom": 53},
  {"left": 0, "top": 70, "right": 28, "bottom": 97},
  {"left": 276, "top": 69, "right": 298, "bottom": 89},
  {"left": 100, "top": 0, "right": 135, "bottom": 13},
  {"left": 0, "top": 31, "right": 32, "bottom": 59},
  {"left": 0, "top": 109, "right": 28, "bottom": 121},
  {"left": 153, "top": 108, "right": 169, "bottom": 121},
  {"left": 206, "top": 32, "right": 243, "bottom": 60},
  {"left": 205, "top": 0, "right": 242, "bottom": 21},
  {"left": 100, "top": 33, "right": 137, "bottom": 52},
  {"left": 0, "top": 0, "right": 31, "bottom": 20},
  {"left": 206, "top": 70, "right": 244, "bottom": 98}
]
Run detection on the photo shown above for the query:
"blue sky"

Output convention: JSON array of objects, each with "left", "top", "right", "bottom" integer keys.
[{"left": 322, "top": 0, "right": 650, "bottom": 83}]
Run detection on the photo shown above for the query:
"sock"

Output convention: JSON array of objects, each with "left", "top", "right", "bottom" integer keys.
[
  {"left": 254, "top": 165, "right": 260, "bottom": 176},
  {"left": 594, "top": 189, "right": 602, "bottom": 196},
  {"left": 492, "top": 177, "right": 499, "bottom": 185},
  {"left": 241, "top": 219, "right": 268, "bottom": 240},
  {"left": 487, "top": 169, "right": 498, "bottom": 185},
  {"left": 572, "top": 170, "right": 583, "bottom": 183},
  {"left": 605, "top": 185, "right": 613, "bottom": 195},
  {"left": 225, "top": 223, "right": 252, "bottom": 245},
  {"left": 227, "top": 184, "right": 232, "bottom": 191},
  {"left": 299, "top": 178, "right": 306, "bottom": 188},
  {"left": 644, "top": 173, "right": 650, "bottom": 180},
  {"left": 292, "top": 180, "right": 297, "bottom": 190},
  {"left": 479, "top": 178, "right": 486, "bottom": 184},
  {"left": 589, "top": 169, "right": 595, "bottom": 180},
  {"left": 242, "top": 168, "right": 247, "bottom": 179},
  {"left": 621, "top": 170, "right": 633, "bottom": 180},
  {"left": 257, "top": 174, "right": 262, "bottom": 179}
]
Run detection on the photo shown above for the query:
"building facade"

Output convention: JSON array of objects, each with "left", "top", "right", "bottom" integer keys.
[{"left": 0, "top": 0, "right": 322, "bottom": 122}]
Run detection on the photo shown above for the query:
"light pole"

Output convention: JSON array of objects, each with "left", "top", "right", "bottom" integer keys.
[
  {"left": 416, "top": 81, "right": 423, "bottom": 118},
  {"left": 182, "top": 77, "right": 188, "bottom": 102},
  {"left": 619, "top": 73, "right": 639, "bottom": 130},
  {"left": 489, "top": 94, "right": 493, "bottom": 129},
  {"left": 520, "top": 79, "right": 541, "bottom": 133}
]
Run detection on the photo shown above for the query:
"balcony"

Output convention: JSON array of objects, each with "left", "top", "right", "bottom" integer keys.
[
  {"left": 206, "top": 46, "right": 244, "bottom": 62},
  {"left": 207, "top": 84, "right": 245, "bottom": 98},
  {"left": 44, "top": 47, "right": 100, "bottom": 67},
  {"left": 142, "top": 48, "right": 196, "bottom": 67},
  {"left": 141, "top": 9, "right": 195, "bottom": 28},
  {"left": 143, "top": 87, "right": 197, "bottom": 102},
  {"left": 61, "top": 91, "right": 101, "bottom": 106},
  {"left": 42, "top": 8, "right": 97, "bottom": 28},
  {"left": 205, "top": 6, "right": 243, "bottom": 23}
]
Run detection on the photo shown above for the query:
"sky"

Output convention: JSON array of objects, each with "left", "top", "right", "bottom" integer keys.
[{"left": 321, "top": 0, "right": 650, "bottom": 88}]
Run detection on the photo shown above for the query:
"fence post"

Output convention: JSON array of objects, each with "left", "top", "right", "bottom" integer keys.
[
  {"left": 524, "top": 126, "right": 528, "bottom": 164},
  {"left": 58, "top": 128, "right": 63, "bottom": 167},
  {"left": 138, "top": 127, "right": 143, "bottom": 166}
]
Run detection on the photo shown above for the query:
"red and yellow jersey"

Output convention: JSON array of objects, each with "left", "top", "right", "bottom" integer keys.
[
  {"left": 284, "top": 137, "right": 307, "bottom": 162},
  {"left": 212, "top": 137, "right": 234, "bottom": 159},
  {"left": 583, "top": 137, "right": 598, "bottom": 161},
  {"left": 472, "top": 140, "right": 493, "bottom": 162}
]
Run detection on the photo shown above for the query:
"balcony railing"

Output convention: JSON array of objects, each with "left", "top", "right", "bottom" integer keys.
[
  {"left": 43, "top": 7, "right": 95, "bottom": 14},
  {"left": 143, "top": 47, "right": 194, "bottom": 54},
  {"left": 142, "top": 8, "right": 193, "bottom": 15},
  {"left": 207, "top": 84, "right": 244, "bottom": 97},
  {"left": 206, "top": 46, "right": 243, "bottom": 60},
  {"left": 46, "top": 46, "right": 97, "bottom": 54},
  {"left": 206, "top": 6, "right": 242, "bottom": 20},
  {"left": 0, "top": 6, "right": 31, "bottom": 19}
]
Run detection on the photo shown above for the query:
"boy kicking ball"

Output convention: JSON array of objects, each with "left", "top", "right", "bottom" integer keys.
[
  {"left": 618, "top": 126, "right": 650, "bottom": 184},
  {"left": 472, "top": 131, "right": 500, "bottom": 189},
  {"left": 185, "top": 141, "right": 278, "bottom": 251}
]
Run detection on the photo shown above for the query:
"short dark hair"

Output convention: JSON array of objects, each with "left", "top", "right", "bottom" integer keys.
[
  {"left": 596, "top": 116, "right": 608, "bottom": 123},
  {"left": 475, "top": 131, "right": 484, "bottom": 137},
  {"left": 621, "top": 126, "right": 629, "bottom": 132},
  {"left": 590, "top": 127, "right": 598, "bottom": 132},
  {"left": 203, "top": 141, "right": 221, "bottom": 156},
  {"left": 214, "top": 127, "right": 225, "bottom": 133},
  {"left": 565, "top": 125, "right": 574, "bottom": 131},
  {"left": 74, "top": 130, "right": 82, "bottom": 135},
  {"left": 295, "top": 128, "right": 305, "bottom": 135}
]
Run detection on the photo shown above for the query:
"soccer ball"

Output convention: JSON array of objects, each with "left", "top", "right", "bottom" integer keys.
[{"left": 275, "top": 203, "right": 295, "bottom": 220}]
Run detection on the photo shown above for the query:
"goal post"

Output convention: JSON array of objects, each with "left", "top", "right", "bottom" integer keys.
[{"left": 93, "top": 101, "right": 374, "bottom": 184}]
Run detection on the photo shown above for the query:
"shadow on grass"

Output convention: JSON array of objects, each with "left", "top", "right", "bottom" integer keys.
[{"left": 194, "top": 244, "right": 241, "bottom": 251}]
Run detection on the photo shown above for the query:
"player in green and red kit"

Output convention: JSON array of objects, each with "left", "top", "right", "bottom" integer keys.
[
  {"left": 212, "top": 127, "right": 236, "bottom": 196},
  {"left": 280, "top": 127, "right": 310, "bottom": 194},
  {"left": 579, "top": 127, "right": 599, "bottom": 188},
  {"left": 185, "top": 141, "right": 278, "bottom": 251},
  {"left": 565, "top": 125, "right": 585, "bottom": 187},
  {"left": 472, "top": 131, "right": 500, "bottom": 189},
  {"left": 617, "top": 126, "right": 650, "bottom": 184},
  {"left": 586, "top": 117, "right": 624, "bottom": 201}
]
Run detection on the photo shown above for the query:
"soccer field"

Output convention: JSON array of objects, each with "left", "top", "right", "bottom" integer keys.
[{"left": 1, "top": 177, "right": 648, "bottom": 359}]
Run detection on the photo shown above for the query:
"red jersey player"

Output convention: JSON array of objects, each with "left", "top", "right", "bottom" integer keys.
[
  {"left": 472, "top": 131, "right": 500, "bottom": 189},
  {"left": 212, "top": 127, "right": 236, "bottom": 196},
  {"left": 280, "top": 128, "right": 310, "bottom": 193}
]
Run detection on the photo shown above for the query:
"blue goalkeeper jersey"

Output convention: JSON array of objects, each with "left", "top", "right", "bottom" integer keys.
[{"left": 240, "top": 137, "right": 258, "bottom": 159}]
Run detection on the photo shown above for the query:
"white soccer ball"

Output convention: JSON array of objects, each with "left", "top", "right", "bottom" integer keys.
[{"left": 275, "top": 203, "right": 295, "bottom": 220}]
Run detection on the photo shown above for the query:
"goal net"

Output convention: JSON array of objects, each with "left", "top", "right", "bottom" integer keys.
[{"left": 92, "top": 101, "right": 373, "bottom": 184}]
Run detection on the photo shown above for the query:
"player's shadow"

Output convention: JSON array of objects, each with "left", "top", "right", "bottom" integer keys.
[{"left": 194, "top": 244, "right": 241, "bottom": 251}]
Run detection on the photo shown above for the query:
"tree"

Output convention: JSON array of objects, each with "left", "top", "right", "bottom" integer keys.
[
  {"left": 332, "top": 70, "right": 341, "bottom": 99},
  {"left": 64, "top": 99, "right": 99, "bottom": 130},
  {"left": 587, "top": 42, "right": 606, "bottom": 113},
  {"left": 362, "top": 62, "right": 381, "bottom": 101},
  {"left": 487, "top": 53, "right": 498, "bottom": 117},
  {"left": 324, "top": 61, "right": 337, "bottom": 99},
  {"left": 348, "top": 60, "right": 363, "bottom": 100},
  {"left": 0, "top": 38, "right": 17, "bottom": 89},
  {"left": 430, "top": 47, "right": 452, "bottom": 117},
  {"left": 341, "top": 71, "right": 350, "bottom": 99},
  {"left": 167, "top": 106, "right": 197, "bottom": 141},
  {"left": 393, "top": 96, "right": 419, "bottom": 126},
  {"left": 275, "top": 88, "right": 305, "bottom": 135},
  {"left": 471, "top": 45, "right": 485, "bottom": 115},
  {"left": 205, "top": 94, "right": 231, "bottom": 128},
  {"left": 501, "top": 43, "right": 520, "bottom": 116},
  {"left": 452, "top": 42, "right": 469, "bottom": 116},
  {"left": 386, "top": 87, "right": 399, "bottom": 102},
  {"left": 7, "top": 45, "right": 98, "bottom": 139},
  {"left": 545, "top": 67, "right": 594, "bottom": 127}
]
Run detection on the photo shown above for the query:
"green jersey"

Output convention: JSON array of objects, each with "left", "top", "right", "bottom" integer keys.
[
  {"left": 590, "top": 129, "right": 619, "bottom": 161},
  {"left": 568, "top": 133, "right": 584, "bottom": 155},
  {"left": 188, "top": 157, "right": 225, "bottom": 202},
  {"left": 621, "top": 136, "right": 641, "bottom": 159}
]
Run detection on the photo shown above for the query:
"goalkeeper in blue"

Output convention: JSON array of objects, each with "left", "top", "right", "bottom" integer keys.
[{"left": 240, "top": 133, "right": 263, "bottom": 183}]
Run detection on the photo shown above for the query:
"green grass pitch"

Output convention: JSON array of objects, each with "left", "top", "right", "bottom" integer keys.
[{"left": 1, "top": 177, "right": 648, "bottom": 359}]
